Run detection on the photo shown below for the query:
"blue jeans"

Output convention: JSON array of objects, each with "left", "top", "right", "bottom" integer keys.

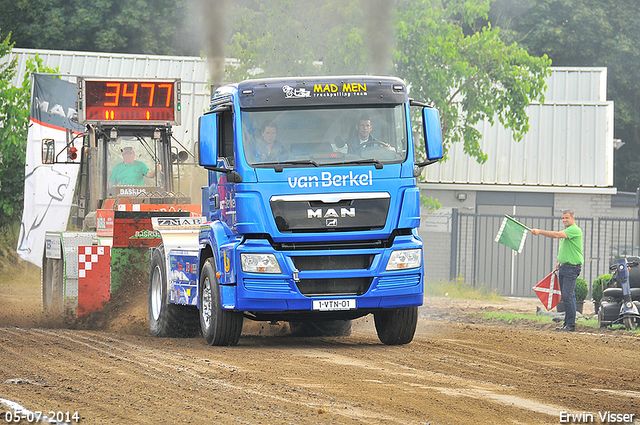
[{"left": 558, "top": 263, "right": 582, "bottom": 328}]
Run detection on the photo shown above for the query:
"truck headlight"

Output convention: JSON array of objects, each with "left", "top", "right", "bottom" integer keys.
[
  {"left": 241, "top": 253, "right": 282, "bottom": 273},
  {"left": 385, "top": 249, "right": 422, "bottom": 271}
]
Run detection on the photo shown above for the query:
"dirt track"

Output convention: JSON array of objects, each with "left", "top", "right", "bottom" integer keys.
[{"left": 1, "top": 277, "right": 640, "bottom": 424}]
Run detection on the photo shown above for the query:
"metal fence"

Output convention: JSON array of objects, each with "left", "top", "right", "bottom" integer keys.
[{"left": 449, "top": 211, "right": 639, "bottom": 297}]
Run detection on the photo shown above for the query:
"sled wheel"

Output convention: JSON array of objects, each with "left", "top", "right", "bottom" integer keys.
[
  {"left": 623, "top": 316, "right": 637, "bottom": 331},
  {"left": 148, "top": 243, "right": 200, "bottom": 337},
  {"left": 289, "top": 320, "right": 352, "bottom": 337},
  {"left": 374, "top": 306, "right": 418, "bottom": 345},
  {"left": 199, "top": 257, "right": 243, "bottom": 346},
  {"left": 42, "top": 255, "right": 64, "bottom": 315}
]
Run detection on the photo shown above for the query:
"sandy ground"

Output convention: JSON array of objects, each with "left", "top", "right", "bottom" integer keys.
[{"left": 1, "top": 275, "right": 639, "bottom": 424}]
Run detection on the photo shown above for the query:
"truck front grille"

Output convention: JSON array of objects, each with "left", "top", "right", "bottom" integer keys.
[
  {"left": 296, "top": 277, "right": 372, "bottom": 297},
  {"left": 292, "top": 255, "right": 374, "bottom": 271}
]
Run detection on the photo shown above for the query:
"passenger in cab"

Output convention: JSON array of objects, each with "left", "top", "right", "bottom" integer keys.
[{"left": 254, "top": 121, "right": 288, "bottom": 162}]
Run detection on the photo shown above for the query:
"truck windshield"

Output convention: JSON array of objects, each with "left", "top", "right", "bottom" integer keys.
[
  {"left": 107, "top": 136, "right": 167, "bottom": 189},
  {"left": 241, "top": 105, "right": 407, "bottom": 168}
]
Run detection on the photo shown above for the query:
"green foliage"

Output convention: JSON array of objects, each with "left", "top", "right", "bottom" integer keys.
[
  {"left": 227, "top": 0, "right": 369, "bottom": 80},
  {"left": 592, "top": 273, "right": 611, "bottom": 302},
  {"left": 420, "top": 195, "right": 441, "bottom": 211},
  {"left": 575, "top": 277, "right": 588, "bottom": 302},
  {"left": 0, "top": 221, "right": 21, "bottom": 268},
  {"left": 0, "top": 31, "right": 16, "bottom": 83},
  {"left": 424, "top": 280, "right": 503, "bottom": 301},
  {"left": 480, "top": 311, "right": 599, "bottom": 328},
  {"left": 395, "top": 0, "right": 551, "bottom": 163},
  {"left": 481, "top": 311, "right": 554, "bottom": 324},
  {"left": 0, "top": 33, "right": 58, "bottom": 227},
  {"left": 0, "top": 220, "right": 40, "bottom": 278},
  {"left": 227, "top": 1, "right": 321, "bottom": 80},
  {"left": 0, "top": 0, "right": 199, "bottom": 56},
  {"left": 227, "top": 0, "right": 550, "bottom": 164},
  {"left": 0, "top": 31, "right": 21, "bottom": 228},
  {"left": 1, "top": 0, "right": 553, "bottom": 167},
  {"left": 491, "top": 0, "right": 640, "bottom": 191}
]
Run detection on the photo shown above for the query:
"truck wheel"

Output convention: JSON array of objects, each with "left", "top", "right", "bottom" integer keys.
[
  {"left": 374, "top": 306, "right": 418, "bottom": 345},
  {"left": 288, "top": 320, "right": 352, "bottom": 337},
  {"left": 148, "top": 244, "right": 200, "bottom": 337},
  {"left": 199, "top": 258, "right": 243, "bottom": 346}
]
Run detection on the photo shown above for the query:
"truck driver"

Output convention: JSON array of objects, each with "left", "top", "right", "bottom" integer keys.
[{"left": 109, "top": 146, "right": 156, "bottom": 186}]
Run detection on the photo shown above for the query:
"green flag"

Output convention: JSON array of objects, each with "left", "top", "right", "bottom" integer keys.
[{"left": 495, "top": 215, "right": 529, "bottom": 254}]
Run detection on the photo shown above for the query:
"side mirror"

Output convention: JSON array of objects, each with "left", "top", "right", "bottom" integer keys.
[
  {"left": 42, "top": 139, "right": 55, "bottom": 164},
  {"left": 198, "top": 113, "right": 218, "bottom": 167},
  {"left": 422, "top": 107, "right": 443, "bottom": 161}
]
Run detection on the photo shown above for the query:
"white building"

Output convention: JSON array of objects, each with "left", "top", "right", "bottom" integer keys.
[{"left": 418, "top": 67, "right": 633, "bottom": 292}]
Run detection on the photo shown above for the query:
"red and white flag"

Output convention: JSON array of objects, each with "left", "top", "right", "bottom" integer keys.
[{"left": 533, "top": 270, "right": 562, "bottom": 311}]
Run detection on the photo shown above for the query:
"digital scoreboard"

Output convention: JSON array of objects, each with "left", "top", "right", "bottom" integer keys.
[{"left": 76, "top": 77, "right": 181, "bottom": 125}]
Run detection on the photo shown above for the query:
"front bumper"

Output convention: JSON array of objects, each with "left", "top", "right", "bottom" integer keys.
[{"left": 223, "top": 233, "right": 424, "bottom": 313}]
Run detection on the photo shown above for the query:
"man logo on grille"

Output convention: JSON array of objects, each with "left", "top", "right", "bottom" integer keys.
[
  {"left": 326, "top": 219, "right": 338, "bottom": 226},
  {"left": 307, "top": 207, "right": 355, "bottom": 219}
]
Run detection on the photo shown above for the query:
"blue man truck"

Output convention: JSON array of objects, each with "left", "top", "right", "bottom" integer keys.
[{"left": 149, "top": 75, "right": 443, "bottom": 345}]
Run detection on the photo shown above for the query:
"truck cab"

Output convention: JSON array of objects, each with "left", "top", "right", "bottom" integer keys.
[{"left": 150, "top": 76, "right": 443, "bottom": 345}]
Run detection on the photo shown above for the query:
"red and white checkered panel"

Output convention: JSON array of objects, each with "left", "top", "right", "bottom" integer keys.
[
  {"left": 78, "top": 246, "right": 106, "bottom": 277},
  {"left": 77, "top": 245, "right": 111, "bottom": 316}
]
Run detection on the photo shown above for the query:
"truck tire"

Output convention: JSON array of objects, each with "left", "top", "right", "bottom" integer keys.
[
  {"left": 374, "top": 306, "right": 418, "bottom": 345},
  {"left": 148, "top": 244, "right": 200, "bottom": 337},
  {"left": 199, "top": 257, "right": 243, "bottom": 346},
  {"left": 288, "top": 320, "right": 352, "bottom": 337}
]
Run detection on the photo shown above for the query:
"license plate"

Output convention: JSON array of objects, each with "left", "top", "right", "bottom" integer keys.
[{"left": 312, "top": 299, "right": 356, "bottom": 311}]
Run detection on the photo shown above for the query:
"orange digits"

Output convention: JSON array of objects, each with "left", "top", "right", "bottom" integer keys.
[
  {"left": 158, "top": 84, "right": 172, "bottom": 107},
  {"left": 104, "top": 83, "right": 120, "bottom": 106},
  {"left": 141, "top": 83, "right": 155, "bottom": 106},
  {"left": 122, "top": 83, "right": 139, "bottom": 106}
]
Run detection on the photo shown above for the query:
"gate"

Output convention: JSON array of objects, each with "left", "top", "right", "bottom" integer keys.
[
  {"left": 450, "top": 211, "right": 597, "bottom": 297},
  {"left": 594, "top": 217, "right": 640, "bottom": 280}
]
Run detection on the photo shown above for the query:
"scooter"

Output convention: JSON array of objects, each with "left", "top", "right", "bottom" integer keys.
[{"left": 598, "top": 257, "right": 640, "bottom": 330}]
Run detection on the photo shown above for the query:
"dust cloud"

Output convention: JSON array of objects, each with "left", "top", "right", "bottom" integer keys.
[
  {"left": 198, "top": 0, "right": 233, "bottom": 87},
  {"left": 364, "top": 0, "right": 395, "bottom": 75},
  {"left": 194, "top": 0, "right": 396, "bottom": 81},
  {"left": 0, "top": 266, "right": 150, "bottom": 335}
]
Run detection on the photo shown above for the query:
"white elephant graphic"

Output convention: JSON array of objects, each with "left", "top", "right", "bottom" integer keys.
[{"left": 17, "top": 166, "right": 71, "bottom": 256}]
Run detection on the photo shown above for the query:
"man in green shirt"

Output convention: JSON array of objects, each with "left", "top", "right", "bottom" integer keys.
[
  {"left": 531, "top": 209, "right": 583, "bottom": 332},
  {"left": 109, "top": 147, "right": 155, "bottom": 186}
]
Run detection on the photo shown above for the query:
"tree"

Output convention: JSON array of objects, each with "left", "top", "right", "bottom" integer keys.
[
  {"left": 1, "top": 0, "right": 551, "bottom": 168},
  {"left": 0, "top": 0, "right": 200, "bottom": 56},
  {"left": 489, "top": 0, "right": 640, "bottom": 191},
  {"left": 227, "top": 0, "right": 549, "bottom": 164},
  {"left": 395, "top": 0, "right": 551, "bottom": 163},
  {"left": 227, "top": 0, "right": 370, "bottom": 80},
  {"left": 0, "top": 30, "right": 58, "bottom": 227}
]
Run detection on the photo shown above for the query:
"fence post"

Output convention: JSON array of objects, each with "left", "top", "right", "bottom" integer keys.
[
  {"left": 450, "top": 208, "right": 458, "bottom": 281},
  {"left": 637, "top": 187, "right": 640, "bottom": 257}
]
